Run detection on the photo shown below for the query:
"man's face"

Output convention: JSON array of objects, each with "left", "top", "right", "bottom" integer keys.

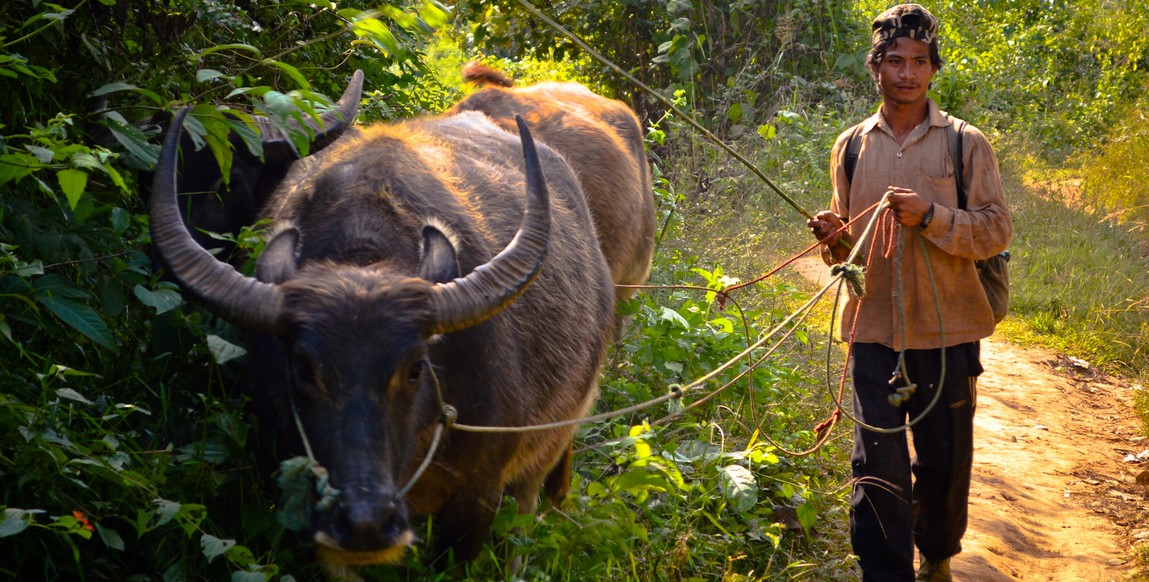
[{"left": 873, "top": 37, "right": 937, "bottom": 107}]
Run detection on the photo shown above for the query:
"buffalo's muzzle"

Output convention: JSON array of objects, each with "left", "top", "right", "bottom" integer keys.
[{"left": 313, "top": 496, "right": 414, "bottom": 565}]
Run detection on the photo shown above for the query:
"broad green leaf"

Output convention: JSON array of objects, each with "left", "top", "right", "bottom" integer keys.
[
  {"left": 0, "top": 509, "right": 41, "bottom": 538},
  {"left": 658, "top": 306, "right": 690, "bottom": 329},
  {"left": 232, "top": 572, "right": 267, "bottom": 582},
  {"left": 26, "top": 145, "right": 54, "bottom": 163},
  {"left": 34, "top": 274, "right": 90, "bottom": 300},
  {"left": 133, "top": 284, "right": 182, "bottom": 315},
  {"left": 206, "top": 334, "right": 247, "bottom": 365},
  {"left": 103, "top": 111, "right": 160, "bottom": 168},
  {"left": 196, "top": 44, "right": 261, "bottom": 59},
  {"left": 89, "top": 82, "right": 164, "bottom": 105},
  {"left": 611, "top": 468, "right": 673, "bottom": 495},
  {"left": 56, "top": 387, "right": 94, "bottom": 404},
  {"left": 225, "top": 542, "right": 257, "bottom": 567},
  {"left": 353, "top": 18, "right": 400, "bottom": 55},
  {"left": 0, "top": 153, "right": 39, "bottom": 185},
  {"left": 201, "top": 534, "right": 236, "bottom": 563},
  {"left": 37, "top": 294, "right": 118, "bottom": 353},
  {"left": 110, "top": 207, "right": 129, "bottom": 234},
  {"left": 196, "top": 68, "right": 229, "bottom": 83},
  {"left": 420, "top": 1, "right": 451, "bottom": 28},
  {"left": 89, "top": 82, "right": 136, "bottom": 96},
  {"left": 197, "top": 109, "right": 235, "bottom": 186},
  {"left": 153, "top": 499, "right": 181, "bottom": 527},
  {"left": 718, "top": 464, "right": 758, "bottom": 513},
  {"left": 727, "top": 103, "right": 743, "bottom": 123},
  {"left": 180, "top": 110, "right": 209, "bottom": 152},
  {"left": 176, "top": 503, "right": 207, "bottom": 535},
  {"left": 796, "top": 501, "right": 817, "bottom": 535},
  {"left": 16, "top": 260, "right": 44, "bottom": 277},
  {"left": 70, "top": 152, "right": 104, "bottom": 170},
  {"left": 263, "top": 59, "right": 310, "bottom": 90},
  {"left": 757, "top": 123, "right": 777, "bottom": 140},
  {"left": 95, "top": 522, "right": 125, "bottom": 551},
  {"left": 57, "top": 168, "right": 87, "bottom": 210},
  {"left": 223, "top": 115, "right": 263, "bottom": 160}
]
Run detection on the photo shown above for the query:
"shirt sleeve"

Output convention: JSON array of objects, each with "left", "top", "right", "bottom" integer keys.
[{"left": 920, "top": 124, "right": 1012, "bottom": 260}]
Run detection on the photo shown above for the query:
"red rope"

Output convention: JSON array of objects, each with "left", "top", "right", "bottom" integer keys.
[
  {"left": 814, "top": 205, "right": 895, "bottom": 440},
  {"left": 721, "top": 198, "right": 887, "bottom": 299}
]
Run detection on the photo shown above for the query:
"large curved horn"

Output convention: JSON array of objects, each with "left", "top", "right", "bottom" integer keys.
[
  {"left": 151, "top": 107, "right": 285, "bottom": 332},
  {"left": 257, "top": 69, "right": 365, "bottom": 162},
  {"left": 425, "top": 116, "right": 551, "bottom": 336}
]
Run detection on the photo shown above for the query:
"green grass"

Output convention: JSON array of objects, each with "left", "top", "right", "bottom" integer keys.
[{"left": 993, "top": 140, "right": 1149, "bottom": 383}]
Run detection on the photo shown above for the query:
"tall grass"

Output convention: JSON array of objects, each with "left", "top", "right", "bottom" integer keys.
[{"left": 996, "top": 139, "right": 1149, "bottom": 383}]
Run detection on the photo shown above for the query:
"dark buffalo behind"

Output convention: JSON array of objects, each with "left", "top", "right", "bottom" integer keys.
[
  {"left": 449, "top": 62, "right": 655, "bottom": 302},
  {"left": 150, "top": 72, "right": 616, "bottom": 566},
  {"left": 142, "top": 74, "right": 362, "bottom": 261}
]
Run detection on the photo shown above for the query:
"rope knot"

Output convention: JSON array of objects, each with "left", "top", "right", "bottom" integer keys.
[
  {"left": 830, "top": 263, "right": 866, "bottom": 298},
  {"left": 887, "top": 383, "right": 917, "bottom": 407},
  {"left": 440, "top": 404, "right": 458, "bottom": 426}
]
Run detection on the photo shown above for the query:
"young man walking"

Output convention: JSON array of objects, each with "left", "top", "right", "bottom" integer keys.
[{"left": 808, "top": 4, "right": 1012, "bottom": 580}]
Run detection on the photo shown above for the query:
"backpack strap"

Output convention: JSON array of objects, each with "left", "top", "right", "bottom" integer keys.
[
  {"left": 842, "top": 124, "right": 865, "bottom": 184},
  {"left": 947, "top": 118, "right": 967, "bottom": 209}
]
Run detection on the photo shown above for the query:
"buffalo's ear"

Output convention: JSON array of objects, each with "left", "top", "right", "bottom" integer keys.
[
  {"left": 419, "top": 225, "right": 460, "bottom": 283},
  {"left": 257, "top": 227, "right": 300, "bottom": 283}
]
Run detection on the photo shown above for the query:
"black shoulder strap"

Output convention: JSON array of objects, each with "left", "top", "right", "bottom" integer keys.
[
  {"left": 948, "top": 118, "right": 967, "bottom": 209},
  {"left": 842, "top": 124, "right": 864, "bottom": 184}
]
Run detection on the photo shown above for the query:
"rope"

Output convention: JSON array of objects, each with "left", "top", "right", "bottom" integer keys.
[
  {"left": 821, "top": 205, "right": 949, "bottom": 434},
  {"left": 393, "top": 363, "right": 454, "bottom": 500},
  {"left": 722, "top": 198, "right": 886, "bottom": 297},
  {"left": 275, "top": 387, "right": 341, "bottom": 530},
  {"left": 513, "top": 0, "right": 815, "bottom": 221}
]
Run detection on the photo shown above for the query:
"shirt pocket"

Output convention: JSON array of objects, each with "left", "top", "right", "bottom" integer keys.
[{"left": 919, "top": 147, "right": 958, "bottom": 204}]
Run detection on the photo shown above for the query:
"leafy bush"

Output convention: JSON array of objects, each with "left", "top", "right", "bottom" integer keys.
[{"left": 0, "top": 2, "right": 448, "bottom": 579}]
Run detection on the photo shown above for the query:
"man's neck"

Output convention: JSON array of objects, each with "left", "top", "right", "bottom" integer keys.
[{"left": 881, "top": 99, "right": 930, "bottom": 144}]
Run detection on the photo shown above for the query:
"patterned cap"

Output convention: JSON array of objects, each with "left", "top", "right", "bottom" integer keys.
[{"left": 871, "top": 3, "right": 938, "bottom": 47}]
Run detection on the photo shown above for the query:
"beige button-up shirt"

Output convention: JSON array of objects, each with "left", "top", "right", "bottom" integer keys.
[{"left": 825, "top": 100, "right": 1012, "bottom": 350}]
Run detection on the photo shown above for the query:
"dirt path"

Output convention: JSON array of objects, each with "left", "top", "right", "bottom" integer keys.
[{"left": 794, "top": 257, "right": 1148, "bottom": 581}]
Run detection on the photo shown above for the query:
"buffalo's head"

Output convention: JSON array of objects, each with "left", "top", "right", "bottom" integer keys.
[{"left": 150, "top": 88, "right": 552, "bottom": 564}]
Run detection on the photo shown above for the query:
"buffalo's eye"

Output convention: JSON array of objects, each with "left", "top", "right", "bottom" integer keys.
[
  {"left": 406, "top": 362, "right": 424, "bottom": 386},
  {"left": 291, "top": 348, "right": 319, "bottom": 390}
]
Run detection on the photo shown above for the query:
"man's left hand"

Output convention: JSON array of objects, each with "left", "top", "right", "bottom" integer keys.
[{"left": 885, "top": 186, "right": 934, "bottom": 227}]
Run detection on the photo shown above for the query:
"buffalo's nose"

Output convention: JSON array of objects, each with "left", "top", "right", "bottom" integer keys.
[{"left": 329, "top": 497, "right": 409, "bottom": 551}]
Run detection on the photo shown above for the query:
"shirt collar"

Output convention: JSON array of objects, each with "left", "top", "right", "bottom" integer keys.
[{"left": 861, "top": 98, "right": 945, "bottom": 136}]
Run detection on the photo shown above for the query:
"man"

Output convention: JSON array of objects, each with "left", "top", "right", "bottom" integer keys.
[{"left": 807, "top": 4, "right": 1011, "bottom": 581}]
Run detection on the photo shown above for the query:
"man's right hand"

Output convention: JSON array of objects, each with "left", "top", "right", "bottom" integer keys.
[
  {"left": 808, "top": 210, "right": 845, "bottom": 246},
  {"left": 807, "top": 210, "right": 852, "bottom": 264}
]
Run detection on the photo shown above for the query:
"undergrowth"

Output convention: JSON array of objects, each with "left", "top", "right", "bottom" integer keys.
[{"left": 5, "top": 0, "right": 1149, "bottom": 579}]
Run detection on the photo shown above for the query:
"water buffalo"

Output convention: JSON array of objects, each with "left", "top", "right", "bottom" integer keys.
[
  {"left": 150, "top": 72, "right": 615, "bottom": 565},
  {"left": 448, "top": 62, "right": 655, "bottom": 301}
]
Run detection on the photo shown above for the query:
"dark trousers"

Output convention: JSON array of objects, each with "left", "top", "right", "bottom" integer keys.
[{"left": 849, "top": 342, "right": 982, "bottom": 581}]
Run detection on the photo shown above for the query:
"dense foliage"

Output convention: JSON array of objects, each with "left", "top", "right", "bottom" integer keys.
[{"left": 3, "top": 0, "right": 1149, "bottom": 579}]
